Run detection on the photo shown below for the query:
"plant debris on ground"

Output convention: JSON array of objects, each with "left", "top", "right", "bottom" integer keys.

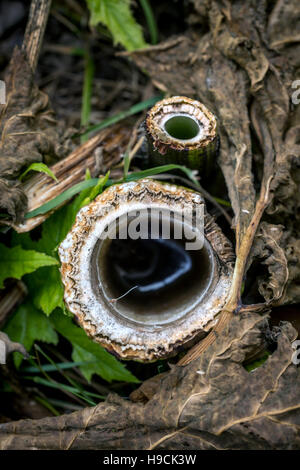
[{"left": 0, "top": 0, "right": 299, "bottom": 450}]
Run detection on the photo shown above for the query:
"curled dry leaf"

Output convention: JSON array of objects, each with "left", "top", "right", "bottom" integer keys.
[
  {"left": 250, "top": 222, "right": 294, "bottom": 305},
  {"left": 0, "top": 0, "right": 299, "bottom": 449},
  {"left": 0, "top": 312, "right": 299, "bottom": 449},
  {"left": 0, "top": 48, "right": 71, "bottom": 222}
]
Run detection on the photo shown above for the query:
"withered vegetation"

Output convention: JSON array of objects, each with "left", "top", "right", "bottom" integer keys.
[
  {"left": 0, "top": 0, "right": 299, "bottom": 449},
  {"left": 0, "top": 313, "right": 299, "bottom": 449}
]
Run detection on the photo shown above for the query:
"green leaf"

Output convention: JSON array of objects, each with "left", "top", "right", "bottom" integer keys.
[
  {"left": 26, "top": 376, "right": 98, "bottom": 405},
  {"left": 27, "top": 266, "right": 65, "bottom": 316},
  {"left": 123, "top": 149, "right": 130, "bottom": 179},
  {"left": 86, "top": 0, "right": 147, "bottom": 51},
  {"left": 71, "top": 345, "right": 101, "bottom": 382},
  {"left": 81, "top": 95, "right": 162, "bottom": 138},
  {"left": 4, "top": 302, "right": 58, "bottom": 367},
  {"left": 20, "top": 163, "right": 58, "bottom": 182},
  {"left": 81, "top": 51, "right": 94, "bottom": 143},
  {"left": 78, "top": 172, "right": 110, "bottom": 209},
  {"left": 22, "top": 360, "right": 99, "bottom": 373},
  {"left": 25, "top": 163, "right": 197, "bottom": 220},
  {"left": 139, "top": 0, "right": 158, "bottom": 45},
  {"left": 12, "top": 173, "right": 112, "bottom": 316},
  {"left": 125, "top": 164, "right": 200, "bottom": 185},
  {"left": 0, "top": 243, "right": 58, "bottom": 288},
  {"left": 25, "top": 178, "right": 100, "bottom": 219},
  {"left": 51, "top": 310, "right": 139, "bottom": 383}
]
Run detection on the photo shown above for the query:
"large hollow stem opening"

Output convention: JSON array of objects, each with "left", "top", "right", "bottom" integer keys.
[
  {"left": 164, "top": 115, "right": 200, "bottom": 140},
  {"left": 91, "top": 209, "right": 216, "bottom": 326}
]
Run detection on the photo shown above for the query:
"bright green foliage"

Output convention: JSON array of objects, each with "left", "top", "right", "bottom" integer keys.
[
  {"left": 12, "top": 175, "right": 110, "bottom": 316},
  {"left": 139, "top": 0, "right": 158, "bottom": 44},
  {"left": 28, "top": 267, "right": 65, "bottom": 316},
  {"left": 24, "top": 163, "right": 198, "bottom": 220},
  {"left": 81, "top": 95, "right": 161, "bottom": 140},
  {"left": 51, "top": 310, "right": 139, "bottom": 383},
  {"left": 5, "top": 302, "right": 58, "bottom": 368},
  {"left": 25, "top": 172, "right": 109, "bottom": 220},
  {"left": 244, "top": 351, "right": 270, "bottom": 372},
  {"left": 9, "top": 178, "right": 138, "bottom": 383},
  {"left": 0, "top": 243, "right": 58, "bottom": 288},
  {"left": 86, "top": 0, "right": 147, "bottom": 51},
  {"left": 79, "top": 171, "right": 110, "bottom": 208},
  {"left": 20, "top": 162, "right": 58, "bottom": 182},
  {"left": 17, "top": 172, "right": 110, "bottom": 253}
]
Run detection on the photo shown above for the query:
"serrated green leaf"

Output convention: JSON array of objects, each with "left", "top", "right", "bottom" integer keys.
[
  {"left": 72, "top": 345, "right": 101, "bottom": 382},
  {"left": 0, "top": 243, "right": 58, "bottom": 288},
  {"left": 17, "top": 173, "right": 110, "bottom": 257},
  {"left": 4, "top": 302, "right": 58, "bottom": 368},
  {"left": 51, "top": 310, "right": 139, "bottom": 383},
  {"left": 86, "top": 0, "right": 147, "bottom": 51},
  {"left": 12, "top": 174, "right": 112, "bottom": 316},
  {"left": 20, "top": 162, "right": 58, "bottom": 182},
  {"left": 27, "top": 266, "right": 65, "bottom": 316}
]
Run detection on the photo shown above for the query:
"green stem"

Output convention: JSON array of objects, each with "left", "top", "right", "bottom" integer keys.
[
  {"left": 81, "top": 48, "right": 94, "bottom": 143},
  {"left": 80, "top": 95, "right": 162, "bottom": 139},
  {"left": 139, "top": 0, "right": 158, "bottom": 44},
  {"left": 34, "top": 395, "right": 60, "bottom": 416},
  {"left": 25, "top": 164, "right": 200, "bottom": 219}
]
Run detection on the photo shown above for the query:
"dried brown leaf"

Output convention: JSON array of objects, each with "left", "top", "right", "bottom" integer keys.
[
  {"left": 0, "top": 312, "right": 299, "bottom": 449},
  {"left": 0, "top": 48, "right": 70, "bottom": 221}
]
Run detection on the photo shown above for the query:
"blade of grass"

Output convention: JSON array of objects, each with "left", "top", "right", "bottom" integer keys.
[
  {"left": 123, "top": 149, "right": 130, "bottom": 180},
  {"left": 139, "top": 0, "right": 158, "bottom": 44},
  {"left": 34, "top": 345, "right": 106, "bottom": 401},
  {"left": 25, "top": 376, "right": 97, "bottom": 406},
  {"left": 79, "top": 95, "right": 162, "bottom": 139},
  {"left": 20, "top": 163, "right": 58, "bottom": 182},
  {"left": 45, "top": 398, "right": 83, "bottom": 411},
  {"left": 22, "top": 360, "right": 98, "bottom": 374},
  {"left": 28, "top": 375, "right": 106, "bottom": 402},
  {"left": 43, "top": 344, "right": 111, "bottom": 396},
  {"left": 27, "top": 354, "right": 88, "bottom": 407},
  {"left": 34, "top": 344, "right": 88, "bottom": 398},
  {"left": 79, "top": 171, "right": 110, "bottom": 208},
  {"left": 34, "top": 344, "right": 86, "bottom": 394},
  {"left": 124, "top": 164, "right": 200, "bottom": 185},
  {"left": 26, "top": 355, "right": 88, "bottom": 406},
  {"left": 25, "top": 178, "right": 100, "bottom": 218},
  {"left": 123, "top": 132, "right": 137, "bottom": 180},
  {"left": 213, "top": 196, "right": 232, "bottom": 208},
  {"left": 27, "top": 352, "right": 104, "bottom": 405},
  {"left": 81, "top": 49, "right": 94, "bottom": 143},
  {"left": 34, "top": 395, "right": 60, "bottom": 416},
  {"left": 25, "top": 164, "right": 200, "bottom": 219}
]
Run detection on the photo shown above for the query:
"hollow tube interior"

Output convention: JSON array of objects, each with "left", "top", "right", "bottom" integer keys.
[
  {"left": 91, "top": 209, "right": 216, "bottom": 326},
  {"left": 164, "top": 115, "right": 200, "bottom": 140}
]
